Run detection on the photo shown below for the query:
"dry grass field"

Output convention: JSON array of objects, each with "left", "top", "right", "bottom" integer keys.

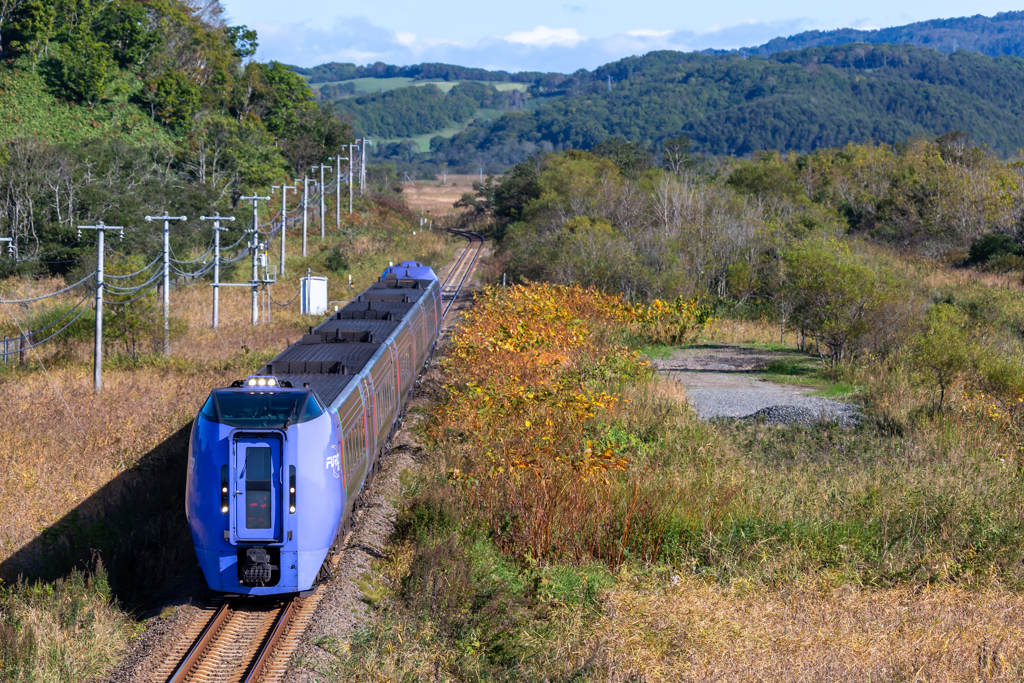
[
  {"left": 589, "top": 580, "right": 1024, "bottom": 681},
  {"left": 401, "top": 175, "right": 489, "bottom": 216}
]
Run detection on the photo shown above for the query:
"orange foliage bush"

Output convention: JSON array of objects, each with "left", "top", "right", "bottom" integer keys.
[{"left": 431, "top": 283, "right": 683, "bottom": 567}]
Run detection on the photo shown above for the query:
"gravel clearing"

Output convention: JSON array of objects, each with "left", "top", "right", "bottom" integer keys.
[
  {"left": 683, "top": 380, "right": 860, "bottom": 425},
  {"left": 651, "top": 344, "right": 860, "bottom": 427}
]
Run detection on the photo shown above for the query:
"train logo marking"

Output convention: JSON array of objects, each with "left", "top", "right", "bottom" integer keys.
[{"left": 326, "top": 446, "right": 341, "bottom": 478}]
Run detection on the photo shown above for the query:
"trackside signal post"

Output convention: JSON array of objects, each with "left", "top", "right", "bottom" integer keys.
[
  {"left": 145, "top": 213, "right": 187, "bottom": 355},
  {"left": 241, "top": 195, "right": 271, "bottom": 325},
  {"left": 199, "top": 214, "right": 235, "bottom": 329},
  {"left": 79, "top": 221, "right": 124, "bottom": 393}
]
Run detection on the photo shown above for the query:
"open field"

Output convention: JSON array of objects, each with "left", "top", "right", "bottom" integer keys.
[
  {"left": 401, "top": 175, "right": 488, "bottom": 215},
  {"left": 378, "top": 107, "right": 507, "bottom": 152}
]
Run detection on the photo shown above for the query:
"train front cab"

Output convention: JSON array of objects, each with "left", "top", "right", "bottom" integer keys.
[{"left": 188, "top": 383, "right": 341, "bottom": 595}]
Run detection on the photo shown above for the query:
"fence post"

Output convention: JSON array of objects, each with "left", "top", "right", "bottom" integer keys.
[
  {"left": 2, "top": 335, "right": 6, "bottom": 363},
  {"left": 18, "top": 330, "right": 25, "bottom": 365}
]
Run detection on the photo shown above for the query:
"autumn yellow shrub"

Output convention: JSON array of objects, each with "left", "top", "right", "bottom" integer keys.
[{"left": 431, "top": 283, "right": 692, "bottom": 567}]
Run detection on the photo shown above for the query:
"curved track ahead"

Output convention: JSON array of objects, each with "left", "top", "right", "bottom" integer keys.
[
  {"left": 155, "top": 229, "right": 485, "bottom": 683},
  {"left": 440, "top": 230, "right": 485, "bottom": 319}
]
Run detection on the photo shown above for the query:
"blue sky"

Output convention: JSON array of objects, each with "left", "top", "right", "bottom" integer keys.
[{"left": 219, "top": 1, "right": 1019, "bottom": 72}]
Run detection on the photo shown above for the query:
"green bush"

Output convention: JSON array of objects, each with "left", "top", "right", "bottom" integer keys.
[
  {"left": 910, "top": 304, "right": 974, "bottom": 410},
  {"left": 965, "top": 232, "right": 1021, "bottom": 267},
  {"left": 53, "top": 30, "right": 113, "bottom": 104},
  {"left": 151, "top": 71, "right": 200, "bottom": 130},
  {"left": 324, "top": 247, "right": 349, "bottom": 273}
]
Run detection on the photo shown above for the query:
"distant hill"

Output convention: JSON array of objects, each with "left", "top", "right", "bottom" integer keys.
[
  {"left": 743, "top": 11, "right": 1024, "bottom": 58},
  {"left": 291, "top": 12, "right": 1024, "bottom": 172}
]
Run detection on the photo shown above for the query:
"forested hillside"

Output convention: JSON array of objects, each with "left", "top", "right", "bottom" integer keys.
[
  {"left": 391, "top": 44, "right": 1024, "bottom": 172},
  {"left": 745, "top": 10, "right": 1024, "bottom": 58},
  {"left": 300, "top": 12, "right": 1024, "bottom": 174},
  {"left": 0, "top": 0, "right": 349, "bottom": 272}
]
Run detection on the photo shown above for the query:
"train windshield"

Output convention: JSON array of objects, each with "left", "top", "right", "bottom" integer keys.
[{"left": 200, "top": 390, "right": 324, "bottom": 429}]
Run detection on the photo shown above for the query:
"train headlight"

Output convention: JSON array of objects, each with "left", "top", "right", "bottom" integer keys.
[
  {"left": 289, "top": 465, "right": 296, "bottom": 514},
  {"left": 243, "top": 375, "right": 281, "bottom": 389},
  {"left": 220, "top": 465, "right": 229, "bottom": 514}
]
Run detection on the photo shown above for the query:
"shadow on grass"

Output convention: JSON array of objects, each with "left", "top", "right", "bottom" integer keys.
[{"left": 0, "top": 421, "right": 205, "bottom": 615}]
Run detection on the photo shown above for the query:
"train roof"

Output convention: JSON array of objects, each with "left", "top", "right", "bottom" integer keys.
[
  {"left": 255, "top": 273, "right": 438, "bottom": 406},
  {"left": 383, "top": 263, "right": 438, "bottom": 281}
]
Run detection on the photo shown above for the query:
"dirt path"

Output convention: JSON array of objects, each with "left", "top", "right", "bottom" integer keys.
[{"left": 651, "top": 344, "right": 860, "bottom": 425}]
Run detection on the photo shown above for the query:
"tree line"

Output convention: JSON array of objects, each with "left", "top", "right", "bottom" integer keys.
[{"left": 362, "top": 43, "right": 1024, "bottom": 174}]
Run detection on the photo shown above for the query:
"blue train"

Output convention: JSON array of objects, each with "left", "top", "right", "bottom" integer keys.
[{"left": 186, "top": 262, "right": 441, "bottom": 595}]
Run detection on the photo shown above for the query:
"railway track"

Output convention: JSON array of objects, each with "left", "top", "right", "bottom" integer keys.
[
  {"left": 441, "top": 230, "right": 485, "bottom": 318},
  {"left": 152, "top": 230, "right": 484, "bottom": 683}
]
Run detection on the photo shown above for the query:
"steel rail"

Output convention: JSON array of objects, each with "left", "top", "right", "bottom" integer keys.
[
  {"left": 441, "top": 230, "right": 484, "bottom": 319},
  {"left": 437, "top": 232, "right": 472, "bottom": 293},
  {"left": 166, "top": 602, "right": 231, "bottom": 683},
  {"left": 241, "top": 599, "right": 297, "bottom": 683},
  {"left": 161, "top": 597, "right": 298, "bottom": 683}
]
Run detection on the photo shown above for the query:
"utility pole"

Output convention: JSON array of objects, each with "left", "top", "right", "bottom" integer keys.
[
  {"left": 271, "top": 181, "right": 296, "bottom": 273},
  {"left": 199, "top": 214, "right": 235, "bottom": 329},
  {"left": 362, "top": 138, "right": 370, "bottom": 194},
  {"left": 348, "top": 145, "right": 356, "bottom": 214},
  {"left": 329, "top": 154, "right": 348, "bottom": 229},
  {"left": 78, "top": 221, "right": 123, "bottom": 393},
  {"left": 240, "top": 195, "right": 270, "bottom": 325},
  {"left": 299, "top": 177, "right": 316, "bottom": 257},
  {"left": 312, "top": 162, "right": 332, "bottom": 240},
  {"left": 355, "top": 138, "right": 371, "bottom": 196},
  {"left": 145, "top": 213, "right": 187, "bottom": 355}
]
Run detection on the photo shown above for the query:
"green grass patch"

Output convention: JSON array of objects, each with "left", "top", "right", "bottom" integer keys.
[
  {"left": 379, "top": 108, "right": 511, "bottom": 152},
  {"left": 0, "top": 65, "right": 170, "bottom": 146},
  {"left": 638, "top": 344, "right": 676, "bottom": 359}
]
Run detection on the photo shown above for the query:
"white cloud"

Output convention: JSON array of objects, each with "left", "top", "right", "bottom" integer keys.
[
  {"left": 849, "top": 19, "right": 882, "bottom": 30},
  {"left": 252, "top": 16, "right": 812, "bottom": 72},
  {"left": 625, "top": 29, "right": 673, "bottom": 37},
  {"left": 505, "top": 26, "right": 585, "bottom": 47}
]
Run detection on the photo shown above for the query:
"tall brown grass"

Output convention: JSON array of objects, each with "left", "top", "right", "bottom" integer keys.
[{"left": 589, "top": 579, "right": 1024, "bottom": 682}]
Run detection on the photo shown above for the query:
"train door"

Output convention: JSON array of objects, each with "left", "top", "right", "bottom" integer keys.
[{"left": 233, "top": 435, "right": 282, "bottom": 542}]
